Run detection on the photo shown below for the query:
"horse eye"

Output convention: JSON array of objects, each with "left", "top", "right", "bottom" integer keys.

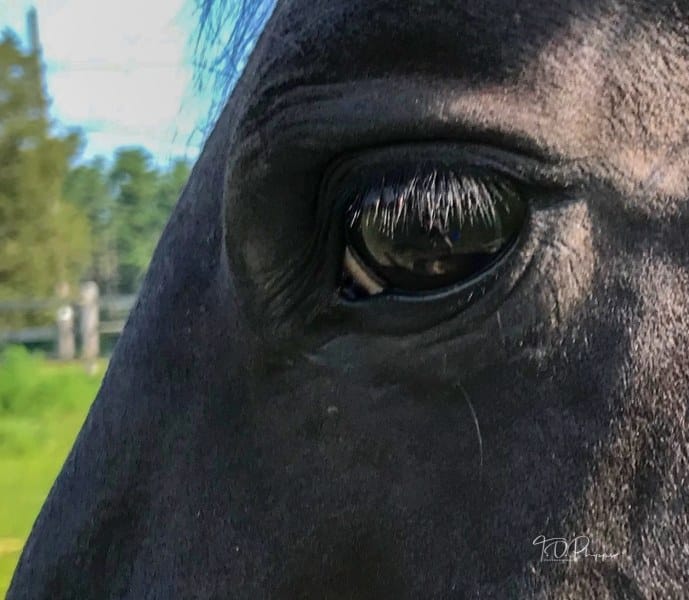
[{"left": 341, "top": 168, "right": 527, "bottom": 297}]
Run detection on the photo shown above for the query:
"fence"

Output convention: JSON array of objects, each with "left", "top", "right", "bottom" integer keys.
[{"left": 0, "top": 282, "right": 136, "bottom": 360}]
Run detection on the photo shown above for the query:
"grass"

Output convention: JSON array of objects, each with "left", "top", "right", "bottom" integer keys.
[{"left": 0, "top": 346, "right": 103, "bottom": 597}]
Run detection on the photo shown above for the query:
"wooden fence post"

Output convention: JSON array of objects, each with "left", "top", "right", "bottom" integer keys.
[
  {"left": 80, "top": 281, "right": 99, "bottom": 370},
  {"left": 55, "top": 304, "right": 75, "bottom": 360}
]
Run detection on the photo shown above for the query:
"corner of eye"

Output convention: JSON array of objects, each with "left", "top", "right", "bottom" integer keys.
[{"left": 343, "top": 247, "right": 384, "bottom": 296}]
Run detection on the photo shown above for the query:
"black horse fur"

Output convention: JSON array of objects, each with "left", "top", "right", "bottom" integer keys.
[{"left": 9, "top": 0, "right": 689, "bottom": 597}]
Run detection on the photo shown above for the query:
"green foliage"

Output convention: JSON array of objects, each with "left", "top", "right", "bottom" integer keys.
[
  {"left": 63, "top": 157, "right": 117, "bottom": 292},
  {"left": 0, "top": 33, "right": 91, "bottom": 319},
  {"left": 0, "top": 346, "right": 40, "bottom": 417},
  {"left": 0, "top": 344, "right": 100, "bottom": 427},
  {"left": 111, "top": 148, "right": 164, "bottom": 292},
  {"left": 0, "top": 347, "right": 101, "bottom": 596},
  {"left": 0, "top": 345, "right": 102, "bottom": 557},
  {"left": 62, "top": 149, "right": 190, "bottom": 294},
  {"left": 0, "top": 30, "right": 191, "bottom": 333}
]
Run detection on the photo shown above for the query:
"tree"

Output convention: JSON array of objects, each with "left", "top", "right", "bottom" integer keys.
[
  {"left": 62, "top": 149, "right": 191, "bottom": 296},
  {"left": 108, "top": 149, "right": 190, "bottom": 293},
  {"left": 63, "top": 157, "right": 117, "bottom": 294},
  {"left": 109, "top": 148, "right": 159, "bottom": 292},
  {"left": 155, "top": 158, "right": 190, "bottom": 220},
  {"left": 0, "top": 32, "right": 90, "bottom": 323}
]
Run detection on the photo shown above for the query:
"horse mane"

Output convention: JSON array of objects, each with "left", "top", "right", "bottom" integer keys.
[{"left": 193, "top": 0, "right": 276, "bottom": 132}]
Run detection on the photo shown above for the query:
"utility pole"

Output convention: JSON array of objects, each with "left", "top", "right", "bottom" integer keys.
[{"left": 27, "top": 7, "right": 42, "bottom": 57}]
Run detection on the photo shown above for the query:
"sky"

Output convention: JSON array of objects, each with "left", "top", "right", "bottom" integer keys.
[{"left": 0, "top": 0, "right": 209, "bottom": 166}]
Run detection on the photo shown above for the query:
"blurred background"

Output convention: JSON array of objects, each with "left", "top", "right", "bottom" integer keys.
[{"left": 0, "top": 1, "right": 271, "bottom": 591}]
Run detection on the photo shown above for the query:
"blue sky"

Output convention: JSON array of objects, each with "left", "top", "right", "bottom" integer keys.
[{"left": 1, "top": 0, "right": 208, "bottom": 165}]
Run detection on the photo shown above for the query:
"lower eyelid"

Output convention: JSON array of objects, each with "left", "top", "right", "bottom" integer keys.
[{"left": 343, "top": 247, "right": 384, "bottom": 295}]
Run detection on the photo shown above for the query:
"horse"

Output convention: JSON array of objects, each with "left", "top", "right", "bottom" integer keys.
[{"left": 9, "top": 0, "right": 689, "bottom": 597}]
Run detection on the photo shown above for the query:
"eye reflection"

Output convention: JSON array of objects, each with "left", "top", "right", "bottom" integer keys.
[{"left": 342, "top": 167, "right": 526, "bottom": 297}]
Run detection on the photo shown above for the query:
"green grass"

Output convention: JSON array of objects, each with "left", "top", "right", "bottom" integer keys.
[{"left": 0, "top": 346, "right": 103, "bottom": 597}]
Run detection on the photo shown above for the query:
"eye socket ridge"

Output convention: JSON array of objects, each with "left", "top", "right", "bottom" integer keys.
[{"left": 340, "top": 161, "right": 528, "bottom": 298}]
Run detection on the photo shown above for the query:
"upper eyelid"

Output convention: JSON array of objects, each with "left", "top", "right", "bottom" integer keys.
[
  {"left": 428, "top": 145, "right": 585, "bottom": 189},
  {"left": 322, "top": 142, "right": 586, "bottom": 198}
]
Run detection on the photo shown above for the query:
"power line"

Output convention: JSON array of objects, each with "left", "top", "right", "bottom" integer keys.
[
  {"left": 45, "top": 59, "right": 225, "bottom": 74},
  {"left": 47, "top": 62, "right": 185, "bottom": 73}
]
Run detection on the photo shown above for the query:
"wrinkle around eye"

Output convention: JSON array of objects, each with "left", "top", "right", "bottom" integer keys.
[{"left": 248, "top": 78, "right": 588, "bottom": 181}]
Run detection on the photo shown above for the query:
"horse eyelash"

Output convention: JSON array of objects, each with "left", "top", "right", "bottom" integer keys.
[{"left": 346, "top": 168, "right": 514, "bottom": 237}]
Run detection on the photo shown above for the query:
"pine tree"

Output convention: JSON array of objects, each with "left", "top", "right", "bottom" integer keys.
[{"left": 0, "top": 32, "right": 91, "bottom": 325}]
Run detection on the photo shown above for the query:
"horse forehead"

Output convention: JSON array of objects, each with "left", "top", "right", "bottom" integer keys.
[
  {"left": 250, "top": 0, "right": 689, "bottom": 200},
  {"left": 269, "top": 0, "right": 683, "bottom": 68}
]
